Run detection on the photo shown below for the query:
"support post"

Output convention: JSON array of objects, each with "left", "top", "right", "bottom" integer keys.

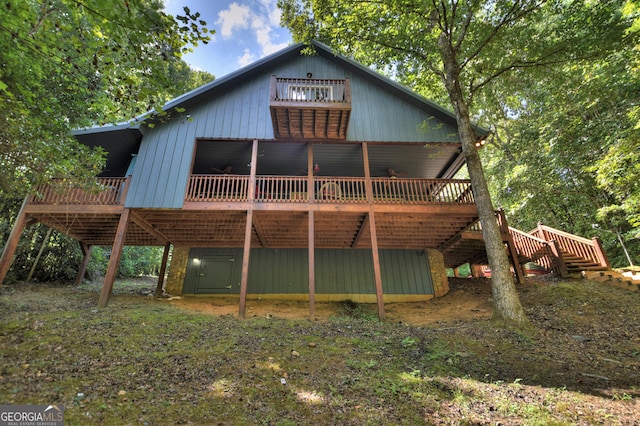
[
  {"left": 27, "top": 228, "right": 53, "bottom": 281},
  {"left": 98, "top": 209, "right": 130, "bottom": 307},
  {"left": 239, "top": 140, "right": 259, "bottom": 318},
  {"left": 155, "top": 243, "right": 171, "bottom": 295},
  {"left": 0, "top": 196, "right": 31, "bottom": 285},
  {"left": 548, "top": 240, "right": 569, "bottom": 277},
  {"left": 592, "top": 237, "right": 611, "bottom": 269},
  {"left": 239, "top": 210, "right": 253, "bottom": 318},
  {"left": 497, "top": 209, "right": 525, "bottom": 284},
  {"left": 74, "top": 242, "right": 93, "bottom": 286},
  {"left": 362, "top": 142, "right": 385, "bottom": 320},
  {"left": 308, "top": 210, "right": 315, "bottom": 321}
]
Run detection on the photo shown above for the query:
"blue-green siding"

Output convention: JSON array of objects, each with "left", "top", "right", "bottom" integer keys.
[
  {"left": 126, "top": 54, "right": 459, "bottom": 208},
  {"left": 183, "top": 248, "right": 433, "bottom": 295}
]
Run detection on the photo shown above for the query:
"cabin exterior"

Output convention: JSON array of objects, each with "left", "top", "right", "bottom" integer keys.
[{"left": 0, "top": 42, "right": 612, "bottom": 319}]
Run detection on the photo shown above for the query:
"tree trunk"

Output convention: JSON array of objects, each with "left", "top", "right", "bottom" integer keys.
[{"left": 438, "top": 34, "right": 530, "bottom": 329}]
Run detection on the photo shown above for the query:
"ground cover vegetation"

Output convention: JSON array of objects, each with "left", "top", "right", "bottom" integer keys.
[{"left": 0, "top": 277, "right": 638, "bottom": 424}]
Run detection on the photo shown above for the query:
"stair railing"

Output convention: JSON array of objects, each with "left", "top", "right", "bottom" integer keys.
[
  {"left": 508, "top": 227, "right": 568, "bottom": 276},
  {"left": 533, "top": 223, "right": 610, "bottom": 270}
]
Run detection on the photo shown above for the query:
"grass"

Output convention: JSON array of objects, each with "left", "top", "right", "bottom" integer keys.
[{"left": 0, "top": 278, "right": 639, "bottom": 425}]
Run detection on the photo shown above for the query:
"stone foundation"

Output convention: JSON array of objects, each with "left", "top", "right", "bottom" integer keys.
[
  {"left": 164, "top": 247, "right": 189, "bottom": 295},
  {"left": 427, "top": 249, "right": 449, "bottom": 297}
]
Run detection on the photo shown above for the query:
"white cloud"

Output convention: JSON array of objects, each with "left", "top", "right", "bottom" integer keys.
[
  {"left": 216, "top": 2, "right": 251, "bottom": 38},
  {"left": 237, "top": 49, "right": 255, "bottom": 67},
  {"left": 217, "top": 1, "right": 290, "bottom": 68}
]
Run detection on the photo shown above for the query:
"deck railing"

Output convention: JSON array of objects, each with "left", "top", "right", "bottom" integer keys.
[
  {"left": 30, "top": 177, "right": 129, "bottom": 206},
  {"left": 530, "top": 224, "right": 610, "bottom": 269},
  {"left": 270, "top": 76, "right": 351, "bottom": 104},
  {"left": 509, "top": 227, "right": 556, "bottom": 272},
  {"left": 186, "top": 175, "right": 474, "bottom": 205}
]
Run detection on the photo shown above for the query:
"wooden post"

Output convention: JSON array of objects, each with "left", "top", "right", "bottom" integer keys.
[
  {"left": 308, "top": 210, "right": 316, "bottom": 321},
  {"left": 27, "top": 228, "right": 53, "bottom": 281},
  {"left": 548, "top": 240, "right": 569, "bottom": 277},
  {"left": 307, "top": 142, "right": 314, "bottom": 203},
  {"left": 239, "top": 139, "right": 259, "bottom": 318},
  {"left": 239, "top": 210, "right": 253, "bottom": 318},
  {"left": 98, "top": 209, "right": 130, "bottom": 307},
  {"left": 0, "top": 196, "right": 31, "bottom": 286},
  {"left": 592, "top": 237, "right": 611, "bottom": 269},
  {"left": 497, "top": 209, "right": 525, "bottom": 284},
  {"left": 155, "top": 243, "right": 171, "bottom": 295},
  {"left": 362, "top": 142, "right": 385, "bottom": 320},
  {"left": 74, "top": 242, "right": 93, "bottom": 286}
]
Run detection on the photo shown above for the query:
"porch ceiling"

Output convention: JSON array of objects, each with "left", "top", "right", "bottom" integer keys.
[{"left": 193, "top": 140, "right": 462, "bottom": 179}]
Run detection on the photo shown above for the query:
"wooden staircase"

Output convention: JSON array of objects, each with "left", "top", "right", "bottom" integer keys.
[{"left": 506, "top": 222, "right": 611, "bottom": 279}]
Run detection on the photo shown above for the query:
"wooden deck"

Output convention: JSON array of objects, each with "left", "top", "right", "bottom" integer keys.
[{"left": 20, "top": 175, "right": 489, "bottom": 268}]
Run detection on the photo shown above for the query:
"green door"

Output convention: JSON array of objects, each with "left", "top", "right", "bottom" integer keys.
[{"left": 195, "top": 255, "right": 235, "bottom": 293}]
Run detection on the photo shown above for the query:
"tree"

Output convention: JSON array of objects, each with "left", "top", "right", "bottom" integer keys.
[
  {"left": 279, "top": 0, "right": 634, "bottom": 328},
  {"left": 0, "top": 0, "right": 212, "bottom": 197},
  {"left": 476, "top": 3, "right": 639, "bottom": 267}
]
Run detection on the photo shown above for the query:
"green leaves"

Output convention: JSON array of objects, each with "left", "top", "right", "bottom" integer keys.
[{"left": 0, "top": 0, "right": 213, "bottom": 197}]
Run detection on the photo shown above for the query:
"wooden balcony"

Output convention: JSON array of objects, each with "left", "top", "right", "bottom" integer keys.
[
  {"left": 19, "top": 175, "right": 487, "bottom": 268},
  {"left": 30, "top": 177, "right": 128, "bottom": 206},
  {"left": 269, "top": 76, "right": 351, "bottom": 140},
  {"left": 186, "top": 175, "right": 475, "bottom": 205}
]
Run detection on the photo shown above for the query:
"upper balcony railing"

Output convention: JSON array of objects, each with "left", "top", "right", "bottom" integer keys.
[
  {"left": 270, "top": 76, "right": 351, "bottom": 106},
  {"left": 269, "top": 76, "right": 352, "bottom": 139},
  {"left": 186, "top": 175, "right": 475, "bottom": 205},
  {"left": 30, "top": 177, "right": 129, "bottom": 206}
]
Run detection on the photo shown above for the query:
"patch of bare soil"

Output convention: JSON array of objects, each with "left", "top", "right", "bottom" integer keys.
[{"left": 167, "top": 277, "right": 494, "bottom": 326}]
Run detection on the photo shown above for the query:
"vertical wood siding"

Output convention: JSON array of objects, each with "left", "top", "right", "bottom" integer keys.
[
  {"left": 183, "top": 248, "right": 434, "bottom": 295},
  {"left": 126, "top": 54, "right": 459, "bottom": 208}
]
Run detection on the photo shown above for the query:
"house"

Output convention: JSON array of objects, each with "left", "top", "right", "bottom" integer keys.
[{"left": 0, "top": 42, "right": 611, "bottom": 319}]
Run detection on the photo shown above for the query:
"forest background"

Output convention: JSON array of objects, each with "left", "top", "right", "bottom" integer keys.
[{"left": 0, "top": 0, "right": 638, "bottom": 283}]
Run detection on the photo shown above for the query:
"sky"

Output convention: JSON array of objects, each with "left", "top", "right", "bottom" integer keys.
[{"left": 164, "top": 0, "right": 293, "bottom": 78}]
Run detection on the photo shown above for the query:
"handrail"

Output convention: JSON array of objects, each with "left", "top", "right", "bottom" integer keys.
[
  {"left": 533, "top": 223, "right": 609, "bottom": 268},
  {"left": 270, "top": 76, "right": 351, "bottom": 104},
  {"left": 508, "top": 227, "right": 556, "bottom": 273},
  {"left": 186, "top": 175, "right": 249, "bottom": 202},
  {"left": 31, "top": 177, "right": 129, "bottom": 206},
  {"left": 371, "top": 178, "right": 474, "bottom": 204},
  {"left": 186, "top": 175, "right": 474, "bottom": 206}
]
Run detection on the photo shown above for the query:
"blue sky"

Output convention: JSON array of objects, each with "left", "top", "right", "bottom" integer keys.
[{"left": 164, "top": 0, "right": 293, "bottom": 78}]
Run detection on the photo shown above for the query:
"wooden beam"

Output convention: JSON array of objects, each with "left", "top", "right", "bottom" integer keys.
[
  {"left": 74, "top": 242, "right": 93, "bottom": 286},
  {"left": 130, "top": 211, "right": 170, "bottom": 244},
  {"left": 308, "top": 210, "right": 315, "bottom": 321},
  {"left": 98, "top": 209, "right": 131, "bottom": 307},
  {"left": 0, "top": 196, "right": 31, "bottom": 285},
  {"left": 156, "top": 242, "right": 171, "bottom": 295}
]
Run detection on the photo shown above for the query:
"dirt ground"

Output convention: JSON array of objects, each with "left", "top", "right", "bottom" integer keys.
[{"left": 166, "top": 277, "right": 494, "bottom": 324}]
